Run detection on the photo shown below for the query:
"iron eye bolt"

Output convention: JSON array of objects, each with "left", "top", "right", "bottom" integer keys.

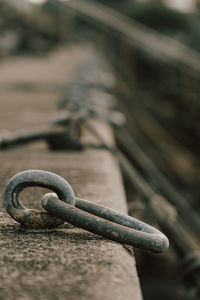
[{"left": 3, "top": 170, "right": 75, "bottom": 228}]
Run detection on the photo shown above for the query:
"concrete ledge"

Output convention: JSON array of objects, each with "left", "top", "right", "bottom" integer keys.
[
  {"left": 0, "top": 147, "right": 142, "bottom": 300},
  {"left": 0, "top": 47, "right": 142, "bottom": 299}
]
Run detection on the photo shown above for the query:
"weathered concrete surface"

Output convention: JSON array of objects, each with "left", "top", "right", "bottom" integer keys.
[{"left": 0, "top": 46, "right": 142, "bottom": 299}]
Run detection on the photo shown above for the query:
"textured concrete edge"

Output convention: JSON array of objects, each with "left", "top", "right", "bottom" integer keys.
[{"left": 0, "top": 136, "right": 143, "bottom": 300}]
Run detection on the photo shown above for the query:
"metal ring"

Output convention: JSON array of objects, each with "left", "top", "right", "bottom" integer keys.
[
  {"left": 42, "top": 193, "right": 169, "bottom": 253},
  {"left": 4, "top": 170, "right": 75, "bottom": 228}
]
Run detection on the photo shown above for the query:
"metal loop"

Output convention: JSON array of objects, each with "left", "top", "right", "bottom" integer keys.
[
  {"left": 42, "top": 193, "right": 169, "bottom": 253},
  {"left": 4, "top": 170, "right": 169, "bottom": 253},
  {"left": 4, "top": 170, "right": 75, "bottom": 228}
]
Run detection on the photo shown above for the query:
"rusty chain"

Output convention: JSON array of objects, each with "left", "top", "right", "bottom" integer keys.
[{"left": 4, "top": 170, "right": 169, "bottom": 254}]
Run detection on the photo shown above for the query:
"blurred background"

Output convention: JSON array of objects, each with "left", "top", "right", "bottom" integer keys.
[{"left": 1, "top": 0, "right": 200, "bottom": 299}]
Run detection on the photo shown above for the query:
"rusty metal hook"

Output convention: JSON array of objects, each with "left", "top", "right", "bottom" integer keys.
[{"left": 4, "top": 170, "right": 75, "bottom": 228}]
